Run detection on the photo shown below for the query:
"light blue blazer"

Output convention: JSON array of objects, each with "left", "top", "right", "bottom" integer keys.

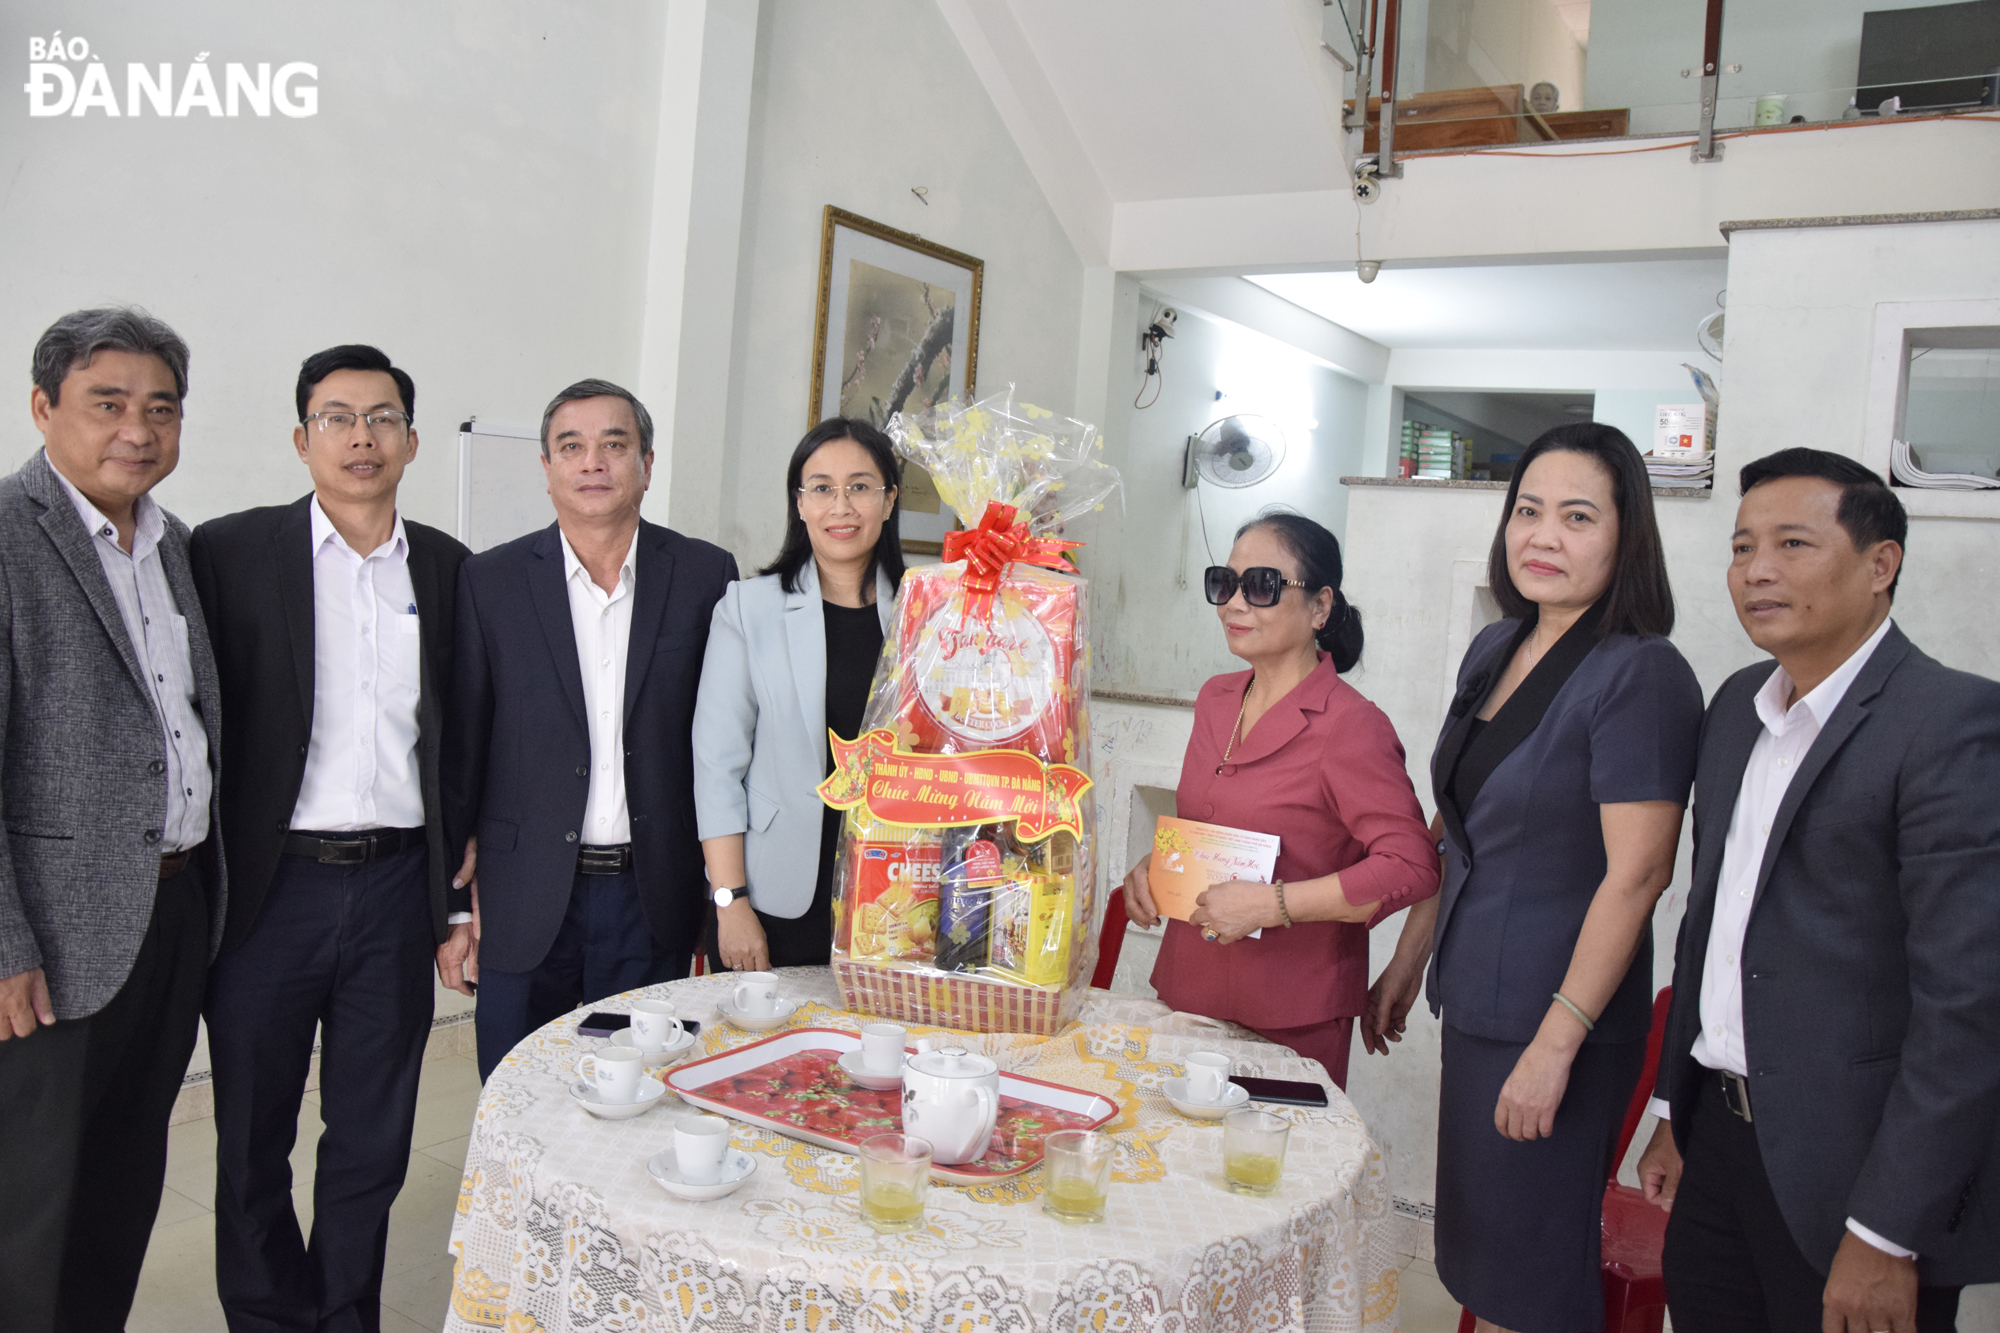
[{"left": 692, "top": 561, "right": 897, "bottom": 919}]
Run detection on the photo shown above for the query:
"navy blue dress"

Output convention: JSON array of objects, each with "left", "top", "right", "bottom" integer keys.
[{"left": 1427, "top": 608, "right": 1701, "bottom": 1333}]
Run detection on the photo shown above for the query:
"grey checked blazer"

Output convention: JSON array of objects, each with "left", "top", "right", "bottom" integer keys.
[{"left": 0, "top": 449, "right": 226, "bottom": 1019}]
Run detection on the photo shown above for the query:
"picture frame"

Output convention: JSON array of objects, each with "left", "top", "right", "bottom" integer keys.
[{"left": 810, "top": 205, "right": 983, "bottom": 552}]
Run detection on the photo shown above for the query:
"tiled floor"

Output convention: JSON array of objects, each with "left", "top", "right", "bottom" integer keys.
[{"left": 130, "top": 1053, "right": 481, "bottom": 1333}]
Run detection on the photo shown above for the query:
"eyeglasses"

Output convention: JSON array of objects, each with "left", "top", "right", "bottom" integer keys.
[
  {"left": 798, "top": 482, "right": 893, "bottom": 507},
  {"left": 305, "top": 410, "right": 410, "bottom": 440},
  {"left": 1203, "top": 565, "right": 1309, "bottom": 608}
]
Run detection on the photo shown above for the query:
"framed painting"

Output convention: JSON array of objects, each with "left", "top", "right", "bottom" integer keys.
[{"left": 810, "top": 206, "right": 982, "bottom": 552}]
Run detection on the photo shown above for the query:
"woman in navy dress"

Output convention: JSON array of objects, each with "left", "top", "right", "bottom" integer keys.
[{"left": 1364, "top": 424, "right": 1703, "bottom": 1333}]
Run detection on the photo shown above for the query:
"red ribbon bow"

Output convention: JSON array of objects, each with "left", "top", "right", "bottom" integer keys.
[{"left": 941, "top": 501, "right": 1081, "bottom": 623}]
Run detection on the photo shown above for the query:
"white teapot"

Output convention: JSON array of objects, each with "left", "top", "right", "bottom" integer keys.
[{"left": 901, "top": 1046, "right": 999, "bottom": 1165}]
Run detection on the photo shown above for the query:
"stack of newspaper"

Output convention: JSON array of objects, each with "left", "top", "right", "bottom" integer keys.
[
  {"left": 1890, "top": 438, "right": 2000, "bottom": 490},
  {"left": 1646, "top": 452, "right": 1715, "bottom": 487}
]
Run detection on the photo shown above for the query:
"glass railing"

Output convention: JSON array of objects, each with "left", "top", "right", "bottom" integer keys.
[{"left": 1337, "top": 0, "right": 1998, "bottom": 158}]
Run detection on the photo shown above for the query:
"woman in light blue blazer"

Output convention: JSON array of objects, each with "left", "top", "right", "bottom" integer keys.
[{"left": 693, "top": 419, "right": 904, "bottom": 970}]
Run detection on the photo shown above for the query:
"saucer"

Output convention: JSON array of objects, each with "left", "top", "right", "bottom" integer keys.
[
  {"left": 1162, "top": 1077, "right": 1250, "bottom": 1121},
  {"left": 717, "top": 996, "right": 801, "bottom": 1032},
  {"left": 611, "top": 1026, "right": 697, "bottom": 1067},
  {"left": 647, "top": 1147, "right": 758, "bottom": 1201},
  {"left": 837, "top": 1049, "right": 906, "bottom": 1091},
  {"left": 570, "top": 1075, "right": 668, "bottom": 1120}
]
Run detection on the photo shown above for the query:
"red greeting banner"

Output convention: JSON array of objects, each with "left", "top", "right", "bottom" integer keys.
[{"left": 818, "top": 728, "right": 1092, "bottom": 840}]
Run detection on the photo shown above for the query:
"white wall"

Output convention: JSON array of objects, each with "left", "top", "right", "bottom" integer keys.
[
  {"left": 716, "top": 0, "right": 1086, "bottom": 572},
  {"left": 0, "top": 1, "right": 672, "bottom": 534},
  {"left": 1090, "top": 299, "right": 1373, "bottom": 696},
  {"left": 1338, "top": 213, "right": 2000, "bottom": 1212}
]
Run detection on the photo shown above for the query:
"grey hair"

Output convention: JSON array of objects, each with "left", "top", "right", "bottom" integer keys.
[
  {"left": 539, "top": 378, "right": 654, "bottom": 457},
  {"left": 33, "top": 307, "right": 191, "bottom": 404}
]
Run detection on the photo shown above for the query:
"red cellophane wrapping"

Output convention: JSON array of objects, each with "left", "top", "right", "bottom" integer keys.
[{"left": 821, "top": 389, "right": 1119, "bottom": 1035}]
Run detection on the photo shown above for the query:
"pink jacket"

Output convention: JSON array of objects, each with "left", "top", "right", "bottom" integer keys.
[{"left": 1150, "top": 654, "right": 1440, "bottom": 1029}]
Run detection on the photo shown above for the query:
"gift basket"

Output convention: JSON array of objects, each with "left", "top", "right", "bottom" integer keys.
[{"left": 818, "top": 388, "right": 1120, "bottom": 1035}]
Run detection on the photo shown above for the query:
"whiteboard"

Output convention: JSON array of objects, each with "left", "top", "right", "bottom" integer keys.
[{"left": 456, "top": 419, "right": 551, "bottom": 552}]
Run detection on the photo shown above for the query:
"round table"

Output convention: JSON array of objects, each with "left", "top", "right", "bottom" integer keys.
[{"left": 445, "top": 967, "right": 1402, "bottom": 1332}]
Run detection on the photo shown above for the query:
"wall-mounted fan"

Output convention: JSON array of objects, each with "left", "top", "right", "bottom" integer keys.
[
  {"left": 1697, "top": 290, "right": 1727, "bottom": 362},
  {"left": 1176, "top": 415, "right": 1288, "bottom": 587},
  {"left": 1183, "top": 415, "right": 1287, "bottom": 489}
]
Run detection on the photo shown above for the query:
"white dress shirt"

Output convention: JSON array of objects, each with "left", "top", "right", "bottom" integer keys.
[
  {"left": 561, "top": 527, "right": 637, "bottom": 846},
  {"left": 52, "top": 466, "right": 210, "bottom": 853},
  {"left": 1651, "top": 615, "right": 1910, "bottom": 1256},
  {"left": 288, "top": 499, "right": 425, "bottom": 833}
]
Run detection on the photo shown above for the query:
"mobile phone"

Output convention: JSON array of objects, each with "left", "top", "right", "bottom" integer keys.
[
  {"left": 1229, "top": 1075, "right": 1330, "bottom": 1109},
  {"left": 576, "top": 1012, "right": 701, "bottom": 1039}
]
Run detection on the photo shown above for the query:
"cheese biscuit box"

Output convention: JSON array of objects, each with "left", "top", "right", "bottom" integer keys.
[{"left": 819, "top": 388, "right": 1119, "bottom": 1035}]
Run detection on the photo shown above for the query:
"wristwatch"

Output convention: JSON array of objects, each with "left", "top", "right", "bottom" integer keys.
[{"left": 712, "top": 884, "right": 750, "bottom": 909}]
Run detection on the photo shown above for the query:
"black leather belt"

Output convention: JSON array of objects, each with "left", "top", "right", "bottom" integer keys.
[
  {"left": 284, "top": 827, "right": 426, "bottom": 866},
  {"left": 159, "top": 848, "right": 193, "bottom": 880},
  {"left": 1719, "top": 1069, "right": 1754, "bottom": 1123},
  {"left": 577, "top": 843, "right": 633, "bottom": 875}
]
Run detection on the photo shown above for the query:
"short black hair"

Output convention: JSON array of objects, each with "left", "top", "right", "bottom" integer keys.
[
  {"left": 1739, "top": 447, "right": 1907, "bottom": 595},
  {"left": 1487, "top": 422, "right": 1676, "bottom": 638},
  {"left": 295, "top": 344, "right": 414, "bottom": 422},
  {"left": 1235, "top": 511, "right": 1365, "bottom": 672},
  {"left": 34, "top": 306, "right": 191, "bottom": 405},
  {"left": 762, "top": 417, "right": 907, "bottom": 596},
  {"left": 540, "top": 378, "right": 653, "bottom": 457}
]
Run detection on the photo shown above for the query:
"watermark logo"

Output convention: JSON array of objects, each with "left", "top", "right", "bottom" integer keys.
[{"left": 24, "top": 32, "right": 317, "bottom": 117}]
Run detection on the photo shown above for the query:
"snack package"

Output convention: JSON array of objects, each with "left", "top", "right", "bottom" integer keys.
[{"left": 820, "top": 388, "right": 1118, "bottom": 1035}]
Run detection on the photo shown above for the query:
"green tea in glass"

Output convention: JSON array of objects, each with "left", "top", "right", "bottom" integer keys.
[
  {"left": 1222, "top": 1107, "right": 1290, "bottom": 1196},
  {"left": 1040, "top": 1129, "right": 1115, "bottom": 1224},
  {"left": 858, "top": 1132, "right": 933, "bottom": 1233}
]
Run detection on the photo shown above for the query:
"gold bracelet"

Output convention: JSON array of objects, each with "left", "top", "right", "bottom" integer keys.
[
  {"left": 1274, "top": 879, "right": 1293, "bottom": 928},
  {"left": 1551, "top": 991, "right": 1595, "bottom": 1033}
]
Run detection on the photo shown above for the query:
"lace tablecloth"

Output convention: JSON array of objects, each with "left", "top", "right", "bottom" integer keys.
[{"left": 445, "top": 967, "right": 1402, "bottom": 1332}]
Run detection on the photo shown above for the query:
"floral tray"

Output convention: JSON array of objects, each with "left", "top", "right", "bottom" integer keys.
[{"left": 663, "top": 1027, "right": 1118, "bottom": 1182}]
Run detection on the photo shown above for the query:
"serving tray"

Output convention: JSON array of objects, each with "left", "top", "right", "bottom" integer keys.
[{"left": 664, "top": 1027, "right": 1118, "bottom": 1182}]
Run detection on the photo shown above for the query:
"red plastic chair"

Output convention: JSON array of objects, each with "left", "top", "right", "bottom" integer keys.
[
  {"left": 1091, "top": 887, "right": 1131, "bottom": 991},
  {"left": 1455, "top": 986, "right": 1673, "bottom": 1333}
]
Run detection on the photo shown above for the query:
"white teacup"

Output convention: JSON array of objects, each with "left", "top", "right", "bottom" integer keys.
[
  {"left": 629, "top": 999, "right": 683, "bottom": 1051},
  {"left": 860, "top": 1022, "right": 908, "bottom": 1076},
  {"left": 675, "top": 1114, "right": 732, "bottom": 1184},
  {"left": 1184, "top": 1051, "right": 1231, "bottom": 1106},
  {"left": 732, "top": 971, "right": 783, "bottom": 1019},
  {"left": 576, "top": 1045, "right": 646, "bottom": 1104}
]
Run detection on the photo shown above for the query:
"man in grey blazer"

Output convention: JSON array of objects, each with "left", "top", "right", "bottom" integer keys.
[
  {"left": 1639, "top": 449, "right": 2000, "bottom": 1332},
  {"left": 0, "top": 307, "right": 227, "bottom": 1333}
]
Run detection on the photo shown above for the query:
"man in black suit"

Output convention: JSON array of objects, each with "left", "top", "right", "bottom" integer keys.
[
  {"left": 190, "top": 345, "right": 474, "bottom": 1333},
  {"left": 1639, "top": 449, "right": 2000, "bottom": 1332},
  {"left": 445, "top": 378, "right": 735, "bottom": 1080}
]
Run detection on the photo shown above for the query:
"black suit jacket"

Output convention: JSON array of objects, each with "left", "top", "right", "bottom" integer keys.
[
  {"left": 443, "top": 520, "right": 737, "bottom": 974},
  {"left": 189, "top": 496, "right": 471, "bottom": 952},
  {"left": 1657, "top": 624, "right": 2000, "bottom": 1285}
]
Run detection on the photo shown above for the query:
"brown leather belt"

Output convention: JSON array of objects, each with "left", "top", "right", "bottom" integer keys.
[
  {"left": 577, "top": 843, "right": 633, "bottom": 875},
  {"left": 159, "top": 849, "right": 193, "bottom": 880},
  {"left": 283, "top": 827, "right": 426, "bottom": 866}
]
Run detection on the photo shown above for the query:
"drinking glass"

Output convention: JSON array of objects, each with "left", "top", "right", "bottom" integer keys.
[
  {"left": 858, "top": 1132, "right": 932, "bottom": 1233},
  {"left": 1222, "top": 1108, "right": 1290, "bottom": 1196},
  {"left": 1040, "top": 1129, "right": 1115, "bottom": 1224}
]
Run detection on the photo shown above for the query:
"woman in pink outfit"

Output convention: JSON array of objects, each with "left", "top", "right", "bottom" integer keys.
[{"left": 1120, "top": 513, "right": 1439, "bottom": 1088}]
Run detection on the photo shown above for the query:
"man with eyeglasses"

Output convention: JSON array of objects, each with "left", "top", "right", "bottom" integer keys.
[
  {"left": 189, "top": 344, "right": 473, "bottom": 1331},
  {"left": 443, "top": 379, "right": 736, "bottom": 1080}
]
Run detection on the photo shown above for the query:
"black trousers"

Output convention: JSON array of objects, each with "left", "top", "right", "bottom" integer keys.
[
  {"left": 0, "top": 861, "right": 209, "bottom": 1333},
  {"left": 1664, "top": 1071, "right": 1962, "bottom": 1332},
  {"left": 206, "top": 845, "right": 435, "bottom": 1333},
  {"left": 475, "top": 867, "right": 688, "bottom": 1081}
]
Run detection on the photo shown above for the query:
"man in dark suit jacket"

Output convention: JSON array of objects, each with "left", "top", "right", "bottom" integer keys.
[
  {"left": 0, "top": 307, "right": 227, "bottom": 1332},
  {"left": 1639, "top": 449, "right": 2000, "bottom": 1333},
  {"left": 190, "top": 345, "right": 473, "bottom": 1332},
  {"left": 446, "top": 378, "right": 736, "bottom": 1079}
]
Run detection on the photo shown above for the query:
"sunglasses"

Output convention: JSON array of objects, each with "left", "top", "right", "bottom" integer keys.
[{"left": 1203, "top": 565, "right": 1309, "bottom": 608}]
